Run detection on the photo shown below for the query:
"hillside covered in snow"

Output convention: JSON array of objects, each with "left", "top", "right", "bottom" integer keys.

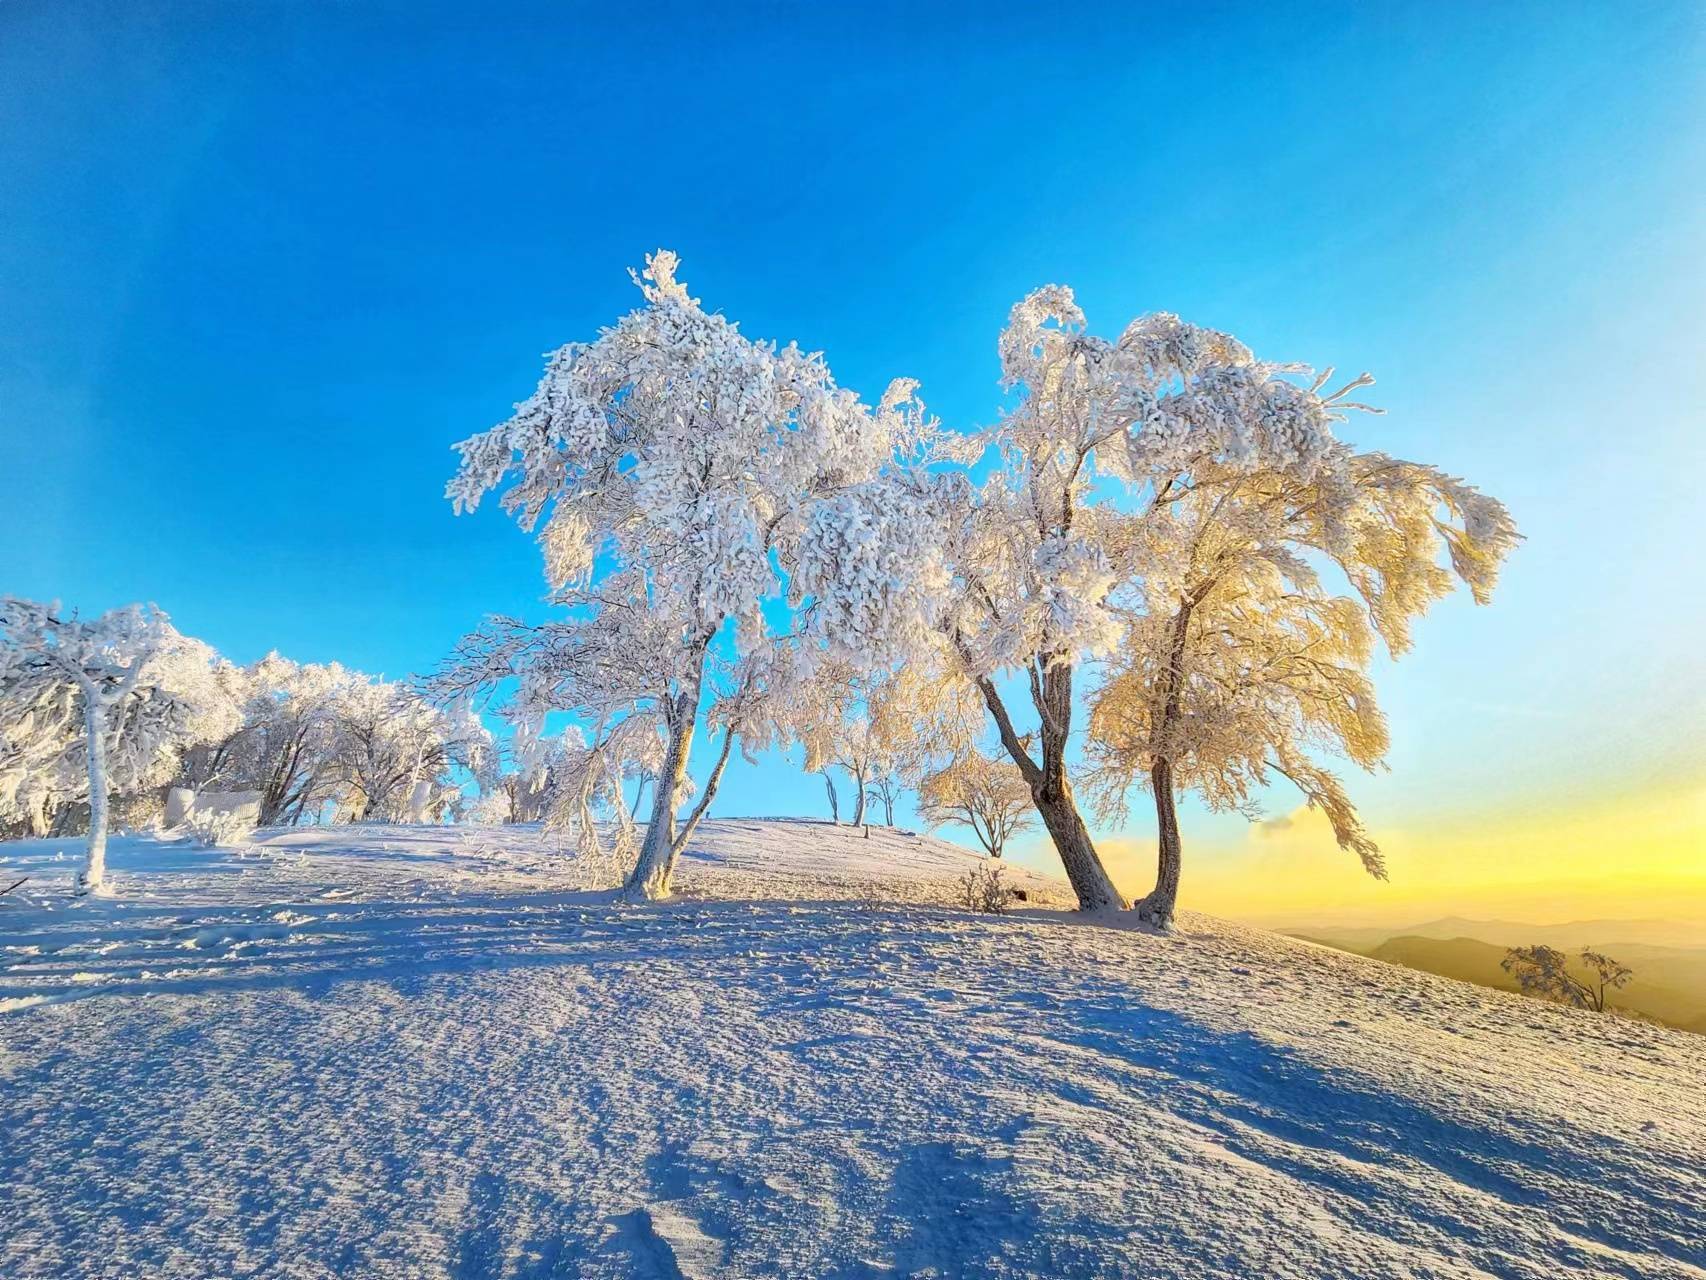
[{"left": 2, "top": 821, "right": 1702, "bottom": 1279}]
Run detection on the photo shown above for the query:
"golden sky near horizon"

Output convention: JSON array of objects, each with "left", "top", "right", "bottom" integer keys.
[{"left": 1072, "top": 781, "right": 1706, "bottom": 928}]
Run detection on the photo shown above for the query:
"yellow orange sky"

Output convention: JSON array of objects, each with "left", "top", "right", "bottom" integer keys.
[{"left": 1061, "top": 781, "right": 1706, "bottom": 928}]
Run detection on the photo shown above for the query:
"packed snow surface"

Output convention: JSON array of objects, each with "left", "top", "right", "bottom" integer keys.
[{"left": 1, "top": 822, "right": 1702, "bottom": 1279}]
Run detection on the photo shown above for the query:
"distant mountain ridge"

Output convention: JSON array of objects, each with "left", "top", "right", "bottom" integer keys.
[
  {"left": 1283, "top": 915, "right": 1704, "bottom": 952},
  {"left": 1286, "top": 923, "right": 1706, "bottom": 1035}
]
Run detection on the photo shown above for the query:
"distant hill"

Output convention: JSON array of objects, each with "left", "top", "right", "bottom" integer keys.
[
  {"left": 1288, "top": 916, "right": 1705, "bottom": 952},
  {"left": 1290, "top": 930, "right": 1706, "bottom": 1034},
  {"left": 1398, "top": 917, "right": 1704, "bottom": 951}
]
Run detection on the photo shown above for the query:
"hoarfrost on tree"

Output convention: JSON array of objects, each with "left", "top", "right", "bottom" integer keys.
[
  {"left": 770, "top": 660, "right": 928, "bottom": 829},
  {"left": 825, "top": 285, "right": 1516, "bottom": 918},
  {"left": 0, "top": 598, "right": 240, "bottom": 893},
  {"left": 1082, "top": 440, "right": 1519, "bottom": 927},
  {"left": 321, "top": 679, "right": 493, "bottom": 823},
  {"left": 441, "top": 252, "right": 935, "bottom": 898},
  {"left": 916, "top": 748, "right": 1037, "bottom": 859}
]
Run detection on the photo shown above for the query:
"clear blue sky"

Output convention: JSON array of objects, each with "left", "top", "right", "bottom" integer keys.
[{"left": 4, "top": 2, "right": 1703, "bottom": 913}]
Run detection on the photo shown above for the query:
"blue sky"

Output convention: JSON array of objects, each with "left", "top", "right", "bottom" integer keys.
[{"left": 4, "top": 2, "right": 1703, "bottom": 915}]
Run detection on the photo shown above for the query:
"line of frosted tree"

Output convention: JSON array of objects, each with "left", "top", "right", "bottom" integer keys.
[
  {"left": 0, "top": 599, "right": 497, "bottom": 894},
  {"left": 3, "top": 251, "right": 1516, "bottom": 918},
  {"left": 435, "top": 251, "right": 1519, "bottom": 927}
]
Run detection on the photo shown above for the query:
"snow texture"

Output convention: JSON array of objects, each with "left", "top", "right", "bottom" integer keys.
[
  {"left": 1, "top": 822, "right": 1701, "bottom": 1279},
  {"left": 165, "top": 787, "right": 262, "bottom": 828}
]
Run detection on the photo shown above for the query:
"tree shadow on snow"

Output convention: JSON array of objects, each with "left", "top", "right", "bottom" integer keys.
[{"left": 2, "top": 893, "right": 1696, "bottom": 1276}]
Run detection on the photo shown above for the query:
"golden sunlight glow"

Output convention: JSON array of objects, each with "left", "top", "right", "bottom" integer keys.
[{"left": 1089, "top": 783, "right": 1706, "bottom": 927}]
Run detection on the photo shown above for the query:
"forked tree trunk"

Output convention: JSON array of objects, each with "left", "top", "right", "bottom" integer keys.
[
  {"left": 1133, "top": 758, "right": 1182, "bottom": 929},
  {"left": 78, "top": 693, "right": 110, "bottom": 896},
  {"left": 1031, "top": 777, "right": 1124, "bottom": 911},
  {"left": 970, "top": 662, "right": 1127, "bottom": 913},
  {"left": 260, "top": 737, "right": 306, "bottom": 825},
  {"left": 626, "top": 711, "right": 696, "bottom": 901},
  {"left": 624, "top": 644, "right": 714, "bottom": 902},
  {"left": 623, "top": 725, "right": 737, "bottom": 901},
  {"left": 669, "top": 728, "right": 735, "bottom": 863}
]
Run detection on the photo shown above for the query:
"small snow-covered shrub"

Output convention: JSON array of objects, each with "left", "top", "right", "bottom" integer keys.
[
  {"left": 961, "top": 862, "right": 1014, "bottom": 915},
  {"left": 185, "top": 807, "right": 255, "bottom": 849}
]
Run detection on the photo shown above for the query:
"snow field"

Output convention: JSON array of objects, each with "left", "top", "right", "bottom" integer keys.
[{"left": 1, "top": 823, "right": 1701, "bottom": 1278}]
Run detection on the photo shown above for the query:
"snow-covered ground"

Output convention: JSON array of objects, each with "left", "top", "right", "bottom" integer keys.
[{"left": 1, "top": 823, "right": 1701, "bottom": 1279}]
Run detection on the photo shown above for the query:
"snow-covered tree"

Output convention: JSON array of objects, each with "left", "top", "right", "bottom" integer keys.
[
  {"left": 1503, "top": 945, "right": 1634, "bottom": 1013},
  {"left": 830, "top": 716, "right": 888, "bottom": 829},
  {"left": 493, "top": 711, "right": 568, "bottom": 823},
  {"left": 451, "top": 708, "right": 591, "bottom": 828},
  {"left": 1083, "top": 449, "right": 1518, "bottom": 927},
  {"left": 443, "top": 252, "right": 923, "bottom": 899},
  {"left": 0, "top": 663, "right": 81, "bottom": 837},
  {"left": 171, "top": 654, "right": 356, "bottom": 826},
  {"left": 784, "top": 661, "right": 884, "bottom": 828},
  {"left": 324, "top": 679, "right": 491, "bottom": 823},
  {"left": 833, "top": 287, "right": 1514, "bottom": 916},
  {"left": 862, "top": 661, "right": 987, "bottom": 827},
  {"left": 864, "top": 768, "right": 904, "bottom": 827},
  {"left": 163, "top": 666, "right": 252, "bottom": 791},
  {"left": 916, "top": 749, "right": 1036, "bottom": 858},
  {"left": 168, "top": 657, "right": 495, "bottom": 829},
  {"left": 773, "top": 659, "right": 935, "bottom": 828},
  {"left": 837, "top": 296, "right": 1347, "bottom": 907},
  {"left": 0, "top": 599, "right": 239, "bottom": 893}
]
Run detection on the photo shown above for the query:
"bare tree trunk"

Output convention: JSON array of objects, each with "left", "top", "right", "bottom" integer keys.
[
  {"left": 968, "top": 807, "right": 997, "bottom": 857},
  {"left": 850, "top": 767, "right": 867, "bottom": 827},
  {"left": 78, "top": 693, "right": 110, "bottom": 896},
  {"left": 821, "top": 770, "right": 840, "bottom": 824},
  {"left": 261, "top": 736, "right": 306, "bottom": 825},
  {"left": 1133, "top": 759, "right": 1182, "bottom": 929}
]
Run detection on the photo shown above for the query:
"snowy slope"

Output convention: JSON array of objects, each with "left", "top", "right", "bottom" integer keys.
[{"left": 1, "top": 823, "right": 1702, "bottom": 1279}]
